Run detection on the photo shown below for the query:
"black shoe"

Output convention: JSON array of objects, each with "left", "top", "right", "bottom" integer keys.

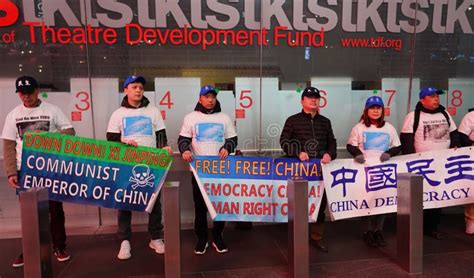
[
  {"left": 373, "top": 230, "right": 386, "bottom": 247},
  {"left": 311, "top": 239, "right": 329, "bottom": 253},
  {"left": 363, "top": 231, "right": 378, "bottom": 247},
  {"left": 212, "top": 234, "right": 228, "bottom": 253},
  {"left": 424, "top": 230, "right": 445, "bottom": 240},
  {"left": 194, "top": 238, "right": 208, "bottom": 255}
]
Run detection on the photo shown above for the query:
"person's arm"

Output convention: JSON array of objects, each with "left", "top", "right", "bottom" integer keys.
[
  {"left": 155, "top": 129, "right": 168, "bottom": 148},
  {"left": 177, "top": 135, "right": 192, "bottom": 153},
  {"left": 106, "top": 132, "right": 121, "bottom": 143},
  {"left": 346, "top": 144, "right": 363, "bottom": 157},
  {"left": 60, "top": 127, "right": 75, "bottom": 136},
  {"left": 3, "top": 139, "right": 17, "bottom": 178},
  {"left": 220, "top": 115, "right": 238, "bottom": 154},
  {"left": 178, "top": 115, "right": 194, "bottom": 162},
  {"left": 53, "top": 106, "right": 74, "bottom": 133},
  {"left": 449, "top": 131, "right": 461, "bottom": 148},
  {"left": 2, "top": 112, "right": 20, "bottom": 188},
  {"left": 346, "top": 125, "right": 362, "bottom": 157},
  {"left": 459, "top": 132, "right": 472, "bottom": 147},
  {"left": 280, "top": 118, "right": 300, "bottom": 157},
  {"left": 400, "top": 133, "right": 415, "bottom": 154},
  {"left": 221, "top": 136, "right": 237, "bottom": 153},
  {"left": 400, "top": 113, "right": 416, "bottom": 154},
  {"left": 385, "top": 146, "right": 401, "bottom": 157},
  {"left": 325, "top": 120, "right": 337, "bottom": 160},
  {"left": 106, "top": 111, "right": 122, "bottom": 143}
]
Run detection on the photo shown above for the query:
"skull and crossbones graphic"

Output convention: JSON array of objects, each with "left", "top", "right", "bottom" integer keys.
[{"left": 129, "top": 164, "right": 155, "bottom": 190}]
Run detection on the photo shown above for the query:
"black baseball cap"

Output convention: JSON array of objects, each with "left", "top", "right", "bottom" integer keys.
[
  {"left": 15, "top": 76, "right": 39, "bottom": 94},
  {"left": 301, "top": 87, "right": 320, "bottom": 99}
]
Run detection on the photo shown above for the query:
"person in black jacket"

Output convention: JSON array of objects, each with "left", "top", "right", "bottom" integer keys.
[
  {"left": 400, "top": 87, "right": 459, "bottom": 239},
  {"left": 280, "top": 86, "right": 337, "bottom": 252}
]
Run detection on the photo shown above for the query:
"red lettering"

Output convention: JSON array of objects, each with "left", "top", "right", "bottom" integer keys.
[
  {"left": 143, "top": 29, "right": 156, "bottom": 44},
  {"left": 57, "top": 28, "right": 72, "bottom": 44},
  {"left": 156, "top": 29, "right": 170, "bottom": 44},
  {"left": 235, "top": 30, "right": 249, "bottom": 46},
  {"left": 273, "top": 26, "right": 288, "bottom": 46},
  {"left": 125, "top": 23, "right": 142, "bottom": 44},
  {"left": 0, "top": 0, "right": 18, "bottom": 27},
  {"left": 169, "top": 29, "right": 183, "bottom": 45}
]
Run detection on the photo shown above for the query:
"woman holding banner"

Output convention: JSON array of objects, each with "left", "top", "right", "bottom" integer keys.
[{"left": 346, "top": 96, "right": 401, "bottom": 247}]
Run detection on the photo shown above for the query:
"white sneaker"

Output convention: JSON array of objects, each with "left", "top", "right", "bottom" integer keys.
[
  {"left": 466, "top": 223, "right": 474, "bottom": 235},
  {"left": 149, "top": 239, "right": 165, "bottom": 254},
  {"left": 117, "top": 240, "right": 131, "bottom": 260}
]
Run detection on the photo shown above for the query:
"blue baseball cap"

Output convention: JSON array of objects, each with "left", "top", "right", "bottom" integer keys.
[
  {"left": 419, "top": 87, "right": 444, "bottom": 99},
  {"left": 123, "top": 75, "right": 146, "bottom": 89},
  {"left": 200, "top": 85, "right": 217, "bottom": 96},
  {"left": 365, "top": 96, "right": 384, "bottom": 108}
]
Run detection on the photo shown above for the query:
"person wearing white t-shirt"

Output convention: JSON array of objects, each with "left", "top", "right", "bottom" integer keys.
[
  {"left": 347, "top": 96, "right": 401, "bottom": 247},
  {"left": 400, "top": 87, "right": 459, "bottom": 240},
  {"left": 107, "top": 75, "right": 172, "bottom": 260},
  {"left": 178, "top": 85, "right": 238, "bottom": 255},
  {"left": 458, "top": 109, "right": 474, "bottom": 234},
  {"left": 2, "top": 76, "right": 75, "bottom": 268}
]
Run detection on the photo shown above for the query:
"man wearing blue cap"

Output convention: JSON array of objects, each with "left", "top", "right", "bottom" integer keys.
[
  {"left": 178, "top": 85, "right": 238, "bottom": 255},
  {"left": 2, "top": 75, "right": 75, "bottom": 267},
  {"left": 401, "top": 87, "right": 459, "bottom": 239},
  {"left": 107, "top": 75, "right": 172, "bottom": 260},
  {"left": 280, "top": 86, "right": 337, "bottom": 252}
]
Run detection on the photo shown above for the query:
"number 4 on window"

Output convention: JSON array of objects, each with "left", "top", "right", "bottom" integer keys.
[{"left": 159, "top": 91, "right": 174, "bottom": 109}]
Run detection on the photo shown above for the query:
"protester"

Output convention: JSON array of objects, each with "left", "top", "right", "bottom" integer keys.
[
  {"left": 400, "top": 87, "right": 459, "bottom": 239},
  {"left": 107, "top": 75, "right": 171, "bottom": 260},
  {"left": 178, "top": 85, "right": 237, "bottom": 255},
  {"left": 2, "top": 75, "right": 75, "bottom": 267},
  {"left": 347, "top": 96, "right": 401, "bottom": 247},
  {"left": 280, "top": 86, "right": 337, "bottom": 252}
]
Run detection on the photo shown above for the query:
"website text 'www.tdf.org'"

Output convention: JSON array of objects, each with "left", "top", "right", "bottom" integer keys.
[{"left": 340, "top": 37, "right": 402, "bottom": 51}]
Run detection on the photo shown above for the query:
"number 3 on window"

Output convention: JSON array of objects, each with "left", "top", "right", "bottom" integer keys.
[{"left": 75, "top": 91, "right": 90, "bottom": 111}]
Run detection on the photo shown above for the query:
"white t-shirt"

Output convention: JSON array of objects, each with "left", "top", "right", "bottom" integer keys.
[
  {"left": 1, "top": 101, "right": 73, "bottom": 170},
  {"left": 347, "top": 121, "right": 401, "bottom": 159},
  {"left": 458, "top": 111, "right": 474, "bottom": 142},
  {"left": 107, "top": 105, "right": 166, "bottom": 148},
  {"left": 401, "top": 110, "right": 457, "bottom": 153},
  {"left": 179, "top": 111, "right": 237, "bottom": 156}
]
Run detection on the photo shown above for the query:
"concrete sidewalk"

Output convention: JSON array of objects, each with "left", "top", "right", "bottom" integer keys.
[{"left": 1, "top": 211, "right": 474, "bottom": 277}]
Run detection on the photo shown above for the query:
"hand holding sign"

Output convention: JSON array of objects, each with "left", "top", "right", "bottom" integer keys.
[
  {"left": 8, "top": 175, "right": 19, "bottom": 188},
  {"left": 182, "top": 150, "right": 193, "bottom": 162},
  {"left": 219, "top": 148, "right": 229, "bottom": 160}
]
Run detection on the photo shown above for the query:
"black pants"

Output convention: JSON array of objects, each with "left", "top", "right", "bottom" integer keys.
[
  {"left": 117, "top": 193, "right": 163, "bottom": 241},
  {"left": 49, "top": 200, "right": 67, "bottom": 251},
  {"left": 317, "top": 192, "right": 327, "bottom": 224},
  {"left": 424, "top": 208, "right": 442, "bottom": 233},
  {"left": 191, "top": 174, "right": 225, "bottom": 241}
]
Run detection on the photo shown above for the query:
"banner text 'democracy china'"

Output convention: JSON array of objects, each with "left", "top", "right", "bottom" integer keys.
[{"left": 191, "top": 156, "right": 323, "bottom": 222}]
